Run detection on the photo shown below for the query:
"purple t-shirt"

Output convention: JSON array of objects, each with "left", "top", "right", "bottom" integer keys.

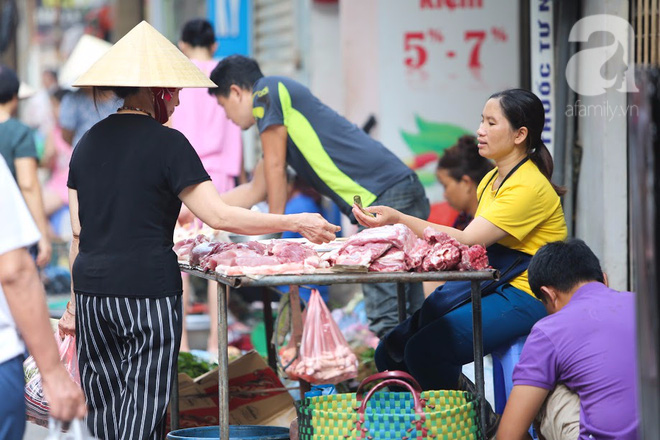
[{"left": 513, "top": 282, "right": 638, "bottom": 440}]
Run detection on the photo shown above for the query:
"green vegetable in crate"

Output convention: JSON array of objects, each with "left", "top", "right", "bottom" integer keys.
[{"left": 178, "top": 352, "right": 217, "bottom": 378}]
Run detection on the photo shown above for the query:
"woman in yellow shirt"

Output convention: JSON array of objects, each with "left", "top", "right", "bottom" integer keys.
[{"left": 353, "top": 89, "right": 567, "bottom": 395}]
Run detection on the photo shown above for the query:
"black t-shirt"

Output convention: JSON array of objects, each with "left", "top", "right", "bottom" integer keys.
[{"left": 67, "top": 114, "right": 210, "bottom": 297}]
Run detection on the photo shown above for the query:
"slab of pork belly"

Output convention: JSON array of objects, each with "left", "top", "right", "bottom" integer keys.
[
  {"left": 174, "top": 234, "right": 210, "bottom": 262},
  {"left": 369, "top": 248, "right": 408, "bottom": 272},
  {"left": 341, "top": 224, "right": 418, "bottom": 255},
  {"left": 268, "top": 241, "right": 321, "bottom": 268},
  {"left": 334, "top": 242, "right": 392, "bottom": 267}
]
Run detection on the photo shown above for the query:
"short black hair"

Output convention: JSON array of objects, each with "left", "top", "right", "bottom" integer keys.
[
  {"left": 51, "top": 88, "right": 69, "bottom": 102},
  {"left": 94, "top": 86, "right": 140, "bottom": 100},
  {"left": 438, "top": 135, "right": 494, "bottom": 184},
  {"left": 180, "top": 19, "right": 215, "bottom": 48},
  {"left": 208, "top": 55, "right": 263, "bottom": 97},
  {"left": 0, "top": 64, "right": 20, "bottom": 104},
  {"left": 92, "top": 86, "right": 140, "bottom": 109},
  {"left": 528, "top": 239, "right": 605, "bottom": 300}
]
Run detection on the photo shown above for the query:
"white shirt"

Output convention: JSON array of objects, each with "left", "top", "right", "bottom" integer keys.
[{"left": 0, "top": 156, "right": 40, "bottom": 364}]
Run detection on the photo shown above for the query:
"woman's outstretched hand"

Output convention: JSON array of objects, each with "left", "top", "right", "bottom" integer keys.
[
  {"left": 294, "top": 213, "right": 341, "bottom": 244},
  {"left": 352, "top": 204, "right": 401, "bottom": 228}
]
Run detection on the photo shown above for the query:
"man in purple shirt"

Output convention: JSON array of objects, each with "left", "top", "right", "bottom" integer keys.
[{"left": 497, "top": 239, "right": 638, "bottom": 440}]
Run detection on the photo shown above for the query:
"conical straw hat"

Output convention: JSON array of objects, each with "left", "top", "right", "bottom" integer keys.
[
  {"left": 18, "top": 82, "right": 36, "bottom": 99},
  {"left": 73, "top": 21, "right": 216, "bottom": 88},
  {"left": 59, "top": 34, "right": 112, "bottom": 89}
]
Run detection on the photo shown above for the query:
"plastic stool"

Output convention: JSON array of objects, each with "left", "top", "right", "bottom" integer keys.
[
  {"left": 50, "top": 206, "right": 71, "bottom": 240},
  {"left": 492, "top": 335, "right": 527, "bottom": 413},
  {"left": 492, "top": 335, "right": 536, "bottom": 438}
]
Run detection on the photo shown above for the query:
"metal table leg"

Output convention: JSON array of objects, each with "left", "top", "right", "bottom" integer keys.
[
  {"left": 262, "top": 287, "right": 278, "bottom": 372},
  {"left": 289, "top": 285, "right": 310, "bottom": 395},
  {"left": 171, "top": 366, "right": 179, "bottom": 431},
  {"left": 471, "top": 280, "right": 486, "bottom": 437},
  {"left": 218, "top": 284, "right": 230, "bottom": 440},
  {"left": 397, "top": 282, "right": 406, "bottom": 322}
]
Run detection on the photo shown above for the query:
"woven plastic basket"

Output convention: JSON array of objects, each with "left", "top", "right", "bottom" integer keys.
[{"left": 298, "top": 371, "right": 482, "bottom": 440}]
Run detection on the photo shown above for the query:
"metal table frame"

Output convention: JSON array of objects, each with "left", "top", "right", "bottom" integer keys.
[{"left": 173, "top": 265, "right": 498, "bottom": 438}]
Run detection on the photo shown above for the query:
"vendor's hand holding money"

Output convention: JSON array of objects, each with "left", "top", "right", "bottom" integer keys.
[{"left": 352, "top": 204, "right": 400, "bottom": 228}]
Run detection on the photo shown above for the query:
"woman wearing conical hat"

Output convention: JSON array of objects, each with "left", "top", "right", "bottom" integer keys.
[{"left": 56, "top": 21, "right": 339, "bottom": 440}]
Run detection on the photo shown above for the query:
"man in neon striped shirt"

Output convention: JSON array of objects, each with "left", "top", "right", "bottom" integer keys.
[{"left": 211, "top": 55, "right": 430, "bottom": 338}]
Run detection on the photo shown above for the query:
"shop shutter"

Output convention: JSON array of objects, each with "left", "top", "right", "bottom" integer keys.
[
  {"left": 253, "top": 0, "right": 299, "bottom": 76},
  {"left": 634, "top": 0, "right": 660, "bottom": 66}
]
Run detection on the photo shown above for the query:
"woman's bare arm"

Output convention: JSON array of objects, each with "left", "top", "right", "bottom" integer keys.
[
  {"left": 352, "top": 204, "right": 508, "bottom": 247},
  {"left": 179, "top": 180, "right": 339, "bottom": 244}
]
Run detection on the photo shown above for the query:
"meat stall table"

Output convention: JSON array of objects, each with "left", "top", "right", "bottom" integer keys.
[{"left": 175, "top": 265, "right": 499, "bottom": 438}]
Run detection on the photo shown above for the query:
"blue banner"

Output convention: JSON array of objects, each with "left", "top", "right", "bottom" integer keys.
[{"left": 207, "top": 0, "right": 251, "bottom": 57}]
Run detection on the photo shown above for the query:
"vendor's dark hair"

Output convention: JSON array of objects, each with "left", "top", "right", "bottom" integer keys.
[
  {"left": 208, "top": 55, "right": 263, "bottom": 97},
  {"left": 0, "top": 64, "right": 20, "bottom": 103},
  {"left": 181, "top": 19, "right": 216, "bottom": 48},
  {"left": 51, "top": 88, "right": 68, "bottom": 102},
  {"left": 438, "top": 135, "right": 494, "bottom": 184},
  {"left": 528, "top": 239, "right": 604, "bottom": 300},
  {"left": 489, "top": 89, "right": 565, "bottom": 196},
  {"left": 95, "top": 86, "right": 140, "bottom": 99},
  {"left": 92, "top": 86, "right": 140, "bottom": 109}
]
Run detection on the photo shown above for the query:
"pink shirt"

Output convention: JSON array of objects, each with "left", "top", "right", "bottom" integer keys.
[
  {"left": 170, "top": 59, "right": 242, "bottom": 194},
  {"left": 46, "top": 126, "right": 73, "bottom": 204}
]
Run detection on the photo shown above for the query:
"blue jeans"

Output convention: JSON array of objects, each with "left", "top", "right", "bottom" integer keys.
[
  {"left": 361, "top": 173, "right": 430, "bottom": 338},
  {"left": 375, "top": 284, "right": 547, "bottom": 390},
  {"left": 0, "top": 355, "right": 26, "bottom": 440}
]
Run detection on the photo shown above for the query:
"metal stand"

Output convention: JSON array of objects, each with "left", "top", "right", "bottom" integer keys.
[
  {"left": 262, "top": 287, "right": 278, "bottom": 372},
  {"left": 396, "top": 282, "right": 407, "bottom": 323},
  {"left": 289, "top": 285, "right": 310, "bottom": 395},
  {"left": 471, "top": 280, "right": 486, "bottom": 437},
  {"left": 171, "top": 371, "right": 179, "bottom": 431},
  {"left": 175, "top": 265, "right": 497, "bottom": 438},
  {"left": 218, "top": 284, "right": 230, "bottom": 440}
]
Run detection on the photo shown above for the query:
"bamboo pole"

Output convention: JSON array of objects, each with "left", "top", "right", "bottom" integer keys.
[
  {"left": 653, "top": 0, "right": 658, "bottom": 65},
  {"left": 635, "top": 0, "right": 642, "bottom": 65},
  {"left": 644, "top": 0, "right": 650, "bottom": 65}
]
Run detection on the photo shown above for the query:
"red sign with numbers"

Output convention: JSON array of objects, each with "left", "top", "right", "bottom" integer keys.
[{"left": 377, "top": 0, "right": 521, "bottom": 204}]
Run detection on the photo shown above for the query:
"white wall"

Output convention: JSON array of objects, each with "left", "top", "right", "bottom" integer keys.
[
  {"left": 573, "top": 0, "right": 630, "bottom": 290},
  {"left": 308, "top": 1, "right": 343, "bottom": 113},
  {"left": 339, "top": 0, "right": 380, "bottom": 136}
]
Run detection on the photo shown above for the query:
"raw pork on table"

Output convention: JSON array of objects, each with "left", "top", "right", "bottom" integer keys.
[
  {"left": 176, "top": 237, "right": 321, "bottom": 276},
  {"left": 174, "top": 224, "right": 490, "bottom": 275},
  {"left": 326, "top": 224, "right": 489, "bottom": 272}
]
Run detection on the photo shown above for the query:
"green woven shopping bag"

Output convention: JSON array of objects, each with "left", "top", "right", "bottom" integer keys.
[{"left": 298, "top": 371, "right": 482, "bottom": 439}]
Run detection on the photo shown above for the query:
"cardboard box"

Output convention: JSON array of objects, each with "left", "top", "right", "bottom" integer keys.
[{"left": 167, "top": 350, "right": 296, "bottom": 429}]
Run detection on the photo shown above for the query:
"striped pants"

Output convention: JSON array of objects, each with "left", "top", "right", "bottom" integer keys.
[{"left": 75, "top": 294, "right": 182, "bottom": 440}]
